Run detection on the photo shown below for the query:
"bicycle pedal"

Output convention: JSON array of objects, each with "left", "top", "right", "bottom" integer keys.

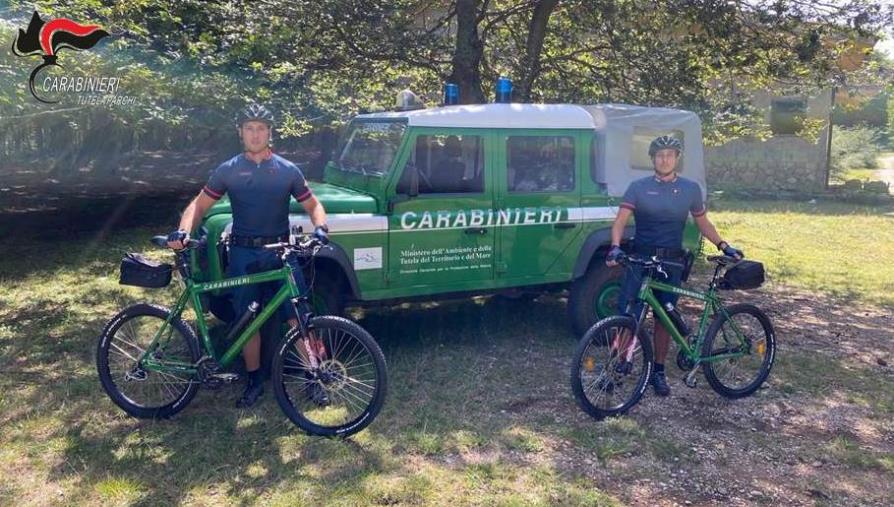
[
  {"left": 683, "top": 375, "right": 698, "bottom": 388},
  {"left": 208, "top": 372, "right": 240, "bottom": 383}
]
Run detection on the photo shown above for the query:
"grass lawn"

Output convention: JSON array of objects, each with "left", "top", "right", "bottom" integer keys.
[
  {"left": 709, "top": 198, "right": 894, "bottom": 307},
  {"left": 1, "top": 198, "right": 892, "bottom": 506}
]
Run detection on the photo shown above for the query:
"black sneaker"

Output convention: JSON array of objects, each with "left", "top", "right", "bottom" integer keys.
[
  {"left": 650, "top": 370, "right": 671, "bottom": 397},
  {"left": 236, "top": 381, "right": 264, "bottom": 408}
]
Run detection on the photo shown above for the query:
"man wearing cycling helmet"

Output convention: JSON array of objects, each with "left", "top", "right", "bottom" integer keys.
[
  {"left": 606, "top": 135, "right": 743, "bottom": 396},
  {"left": 167, "top": 103, "right": 330, "bottom": 408}
]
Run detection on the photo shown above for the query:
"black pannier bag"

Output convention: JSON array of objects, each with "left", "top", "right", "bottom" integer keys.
[
  {"left": 719, "top": 260, "right": 765, "bottom": 290},
  {"left": 119, "top": 253, "right": 173, "bottom": 288}
]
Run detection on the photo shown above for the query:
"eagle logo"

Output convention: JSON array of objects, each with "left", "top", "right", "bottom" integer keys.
[{"left": 11, "top": 11, "right": 110, "bottom": 103}]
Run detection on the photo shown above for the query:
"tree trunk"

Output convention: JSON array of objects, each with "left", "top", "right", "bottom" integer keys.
[
  {"left": 516, "top": 0, "right": 559, "bottom": 103},
  {"left": 448, "top": 0, "right": 486, "bottom": 104}
]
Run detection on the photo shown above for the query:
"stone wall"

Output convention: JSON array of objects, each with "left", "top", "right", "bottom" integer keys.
[{"left": 704, "top": 132, "right": 829, "bottom": 192}]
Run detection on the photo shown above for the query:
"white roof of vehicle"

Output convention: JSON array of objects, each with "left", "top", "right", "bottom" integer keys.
[
  {"left": 355, "top": 102, "right": 705, "bottom": 197},
  {"left": 354, "top": 103, "right": 700, "bottom": 130}
]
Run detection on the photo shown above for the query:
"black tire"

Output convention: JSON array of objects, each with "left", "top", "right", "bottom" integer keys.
[
  {"left": 701, "top": 303, "right": 776, "bottom": 399},
  {"left": 96, "top": 304, "right": 201, "bottom": 419},
  {"left": 308, "top": 268, "right": 346, "bottom": 317},
  {"left": 568, "top": 264, "right": 624, "bottom": 336},
  {"left": 272, "top": 316, "right": 387, "bottom": 437},
  {"left": 571, "top": 315, "right": 653, "bottom": 421}
]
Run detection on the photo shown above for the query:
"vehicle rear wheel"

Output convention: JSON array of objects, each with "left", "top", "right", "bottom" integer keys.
[{"left": 568, "top": 264, "right": 623, "bottom": 336}]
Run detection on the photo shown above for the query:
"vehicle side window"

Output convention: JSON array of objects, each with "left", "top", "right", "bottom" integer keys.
[
  {"left": 506, "top": 135, "right": 575, "bottom": 193},
  {"left": 396, "top": 134, "right": 484, "bottom": 194},
  {"left": 631, "top": 127, "right": 685, "bottom": 172}
]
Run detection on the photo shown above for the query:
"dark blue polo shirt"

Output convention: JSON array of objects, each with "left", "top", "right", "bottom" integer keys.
[
  {"left": 619, "top": 175, "right": 705, "bottom": 249},
  {"left": 202, "top": 151, "right": 312, "bottom": 237}
]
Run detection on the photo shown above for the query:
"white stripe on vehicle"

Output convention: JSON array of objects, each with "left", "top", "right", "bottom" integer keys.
[
  {"left": 220, "top": 207, "right": 616, "bottom": 236},
  {"left": 567, "top": 206, "right": 618, "bottom": 221},
  {"left": 222, "top": 214, "right": 388, "bottom": 236}
]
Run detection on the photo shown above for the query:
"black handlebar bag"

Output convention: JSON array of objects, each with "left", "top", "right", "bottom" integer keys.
[
  {"left": 119, "top": 253, "right": 173, "bottom": 288},
  {"left": 718, "top": 260, "right": 765, "bottom": 290}
]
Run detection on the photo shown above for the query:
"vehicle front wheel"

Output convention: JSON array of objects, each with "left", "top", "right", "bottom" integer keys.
[{"left": 568, "top": 264, "right": 624, "bottom": 336}]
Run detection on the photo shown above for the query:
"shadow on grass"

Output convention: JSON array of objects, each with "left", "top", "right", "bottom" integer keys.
[{"left": 1, "top": 243, "right": 893, "bottom": 503}]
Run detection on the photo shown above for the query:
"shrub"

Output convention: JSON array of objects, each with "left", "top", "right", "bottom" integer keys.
[{"left": 830, "top": 126, "right": 882, "bottom": 177}]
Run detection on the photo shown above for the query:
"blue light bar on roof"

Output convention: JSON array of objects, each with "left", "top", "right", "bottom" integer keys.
[
  {"left": 495, "top": 77, "right": 512, "bottom": 103},
  {"left": 443, "top": 83, "right": 459, "bottom": 105}
]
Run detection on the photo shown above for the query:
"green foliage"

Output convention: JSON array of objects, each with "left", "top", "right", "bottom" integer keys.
[
  {"left": 888, "top": 87, "right": 894, "bottom": 145},
  {"left": 830, "top": 125, "right": 883, "bottom": 176},
  {"left": 2, "top": 0, "right": 892, "bottom": 170}
]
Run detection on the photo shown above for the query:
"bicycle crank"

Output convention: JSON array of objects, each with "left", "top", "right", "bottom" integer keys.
[{"left": 683, "top": 367, "right": 699, "bottom": 388}]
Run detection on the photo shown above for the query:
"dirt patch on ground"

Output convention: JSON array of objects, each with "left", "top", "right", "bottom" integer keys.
[{"left": 555, "top": 274, "right": 894, "bottom": 506}]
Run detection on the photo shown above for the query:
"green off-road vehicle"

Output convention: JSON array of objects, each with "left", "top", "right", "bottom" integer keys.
[{"left": 193, "top": 103, "right": 705, "bottom": 335}]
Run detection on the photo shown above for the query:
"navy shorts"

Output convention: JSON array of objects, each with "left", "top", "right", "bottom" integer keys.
[
  {"left": 226, "top": 246, "right": 307, "bottom": 322},
  {"left": 617, "top": 263, "right": 683, "bottom": 319}
]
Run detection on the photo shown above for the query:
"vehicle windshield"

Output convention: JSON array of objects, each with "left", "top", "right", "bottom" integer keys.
[{"left": 336, "top": 121, "right": 407, "bottom": 177}]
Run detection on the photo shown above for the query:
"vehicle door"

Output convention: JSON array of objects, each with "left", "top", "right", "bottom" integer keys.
[
  {"left": 386, "top": 129, "right": 496, "bottom": 290},
  {"left": 494, "top": 130, "right": 584, "bottom": 281}
]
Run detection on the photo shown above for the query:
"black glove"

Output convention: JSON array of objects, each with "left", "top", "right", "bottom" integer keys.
[
  {"left": 167, "top": 229, "right": 188, "bottom": 248},
  {"left": 606, "top": 245, "right": 624, "bottom": 264},
  {"left": 719, "top": 242, "right": 743, "bottom": 259},
  {"left": 313, "top": 225, "right": 330, "bottom": 245}
]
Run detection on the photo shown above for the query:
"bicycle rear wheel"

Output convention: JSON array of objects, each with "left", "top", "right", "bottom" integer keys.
[
  {"left": 272, "top": 316, "right": 387, "bottom": 437},
  {"left": 96, "top": 304, "right": 201, "bottom": 418},
  {"left": 701, "top": 303, "right": 776, "bottom": 398},
  {"left": 571, "top": 315, "right": 653, "bottom": 420}
]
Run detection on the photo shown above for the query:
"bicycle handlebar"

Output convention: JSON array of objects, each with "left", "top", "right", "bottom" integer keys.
[
  {"left": 262, "top": 233, "right": 326, "bottom": 254},
  {"left": 618, "top": 254, "right": 686, "bottom": 271},
  {"left": 152, "top": 235, "right": 202, "bottom": 250},
  {"left": 706, "top": 254, "right": 741, "bottom": 265}
]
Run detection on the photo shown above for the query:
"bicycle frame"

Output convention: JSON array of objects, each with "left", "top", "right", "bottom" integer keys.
[
  {"left": 137, "top": 263, "right": 307, "bottom": 377},
  {"left": 632, "top": 272, "right": 747, "bottom": 365}
]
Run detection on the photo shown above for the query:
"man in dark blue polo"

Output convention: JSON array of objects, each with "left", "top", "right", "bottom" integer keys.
[
  {"left": 606, "top": 136, "right": 743, "bottom": 396},
  {"left": 167, "top": 103, "right": 329, "bottom": 408}
]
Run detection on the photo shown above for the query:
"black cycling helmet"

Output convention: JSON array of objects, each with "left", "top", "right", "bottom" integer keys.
[
  {"left": 648, "top": 135, "right": 683, "bottom": 157},
  {"left": 234, "top": 103, "right": 275, "bottom": 127}
]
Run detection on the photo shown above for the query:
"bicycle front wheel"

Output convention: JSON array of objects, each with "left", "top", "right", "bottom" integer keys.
[
  {"left": 701, "top": 303, "right": 776, "bottom": 398},
  {"left": 272, "top": 316, "right": 387, "bottom": 437},
  {"left": 571, "top": 315, "right": 653, "bottom": 421},
  {"left": 96, "top": 303, "right": 201, "bottom": 419}
]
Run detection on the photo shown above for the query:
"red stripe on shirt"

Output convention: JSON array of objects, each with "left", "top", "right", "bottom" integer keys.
[
  {"left": 294, "top": 188, "right": 313, "bottom": 202},
  {"left": 691, "top": 207, "right": 707, "bottom": 217},
  {"left": 203, "top": 186, "right": 223, "bottom": 200},
  {"left": 619, "top": 202, "right": 635, "bottom": 211}
]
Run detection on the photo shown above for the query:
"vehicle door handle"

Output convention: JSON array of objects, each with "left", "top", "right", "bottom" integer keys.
[
  {"left": 464, "top": 227, "right": 487, "bottom": 235},
  {"left": 554, "top": 222, "right": 576, "bottom": 229}
]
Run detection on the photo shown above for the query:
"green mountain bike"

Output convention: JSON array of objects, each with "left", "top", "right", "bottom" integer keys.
[
  {"left": 570, "top": 254, "right": 775, "bottom": 420},
  {"left": 97, "top": 232, "right": 387, "bottom": 437}
]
